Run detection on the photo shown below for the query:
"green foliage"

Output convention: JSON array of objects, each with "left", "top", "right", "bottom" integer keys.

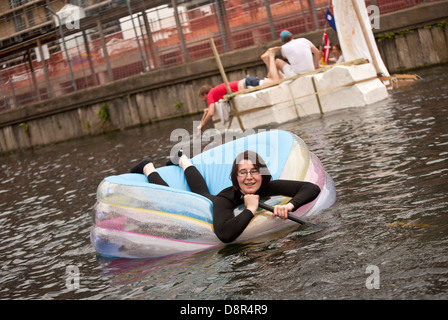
[
  {"left": 436, "top": 20, "right": 447, "bottom": 30},
  {"left": 378, "top": 32, "right": 395, "bottom": 42},
  {"left": 174, "top": 101, "right": 183, "bottom": 110},
  {"left": 96, "top": 102, "right": 110, "bottom": 128},
  {"left": 19, "top": 122, "right": 29, "bottom": 133},
  {"left": 377, "top": 20, "right": 447, "bottom": 41},
  {"left": 397, "top": 29, "right": 413, "bottom": 36}
]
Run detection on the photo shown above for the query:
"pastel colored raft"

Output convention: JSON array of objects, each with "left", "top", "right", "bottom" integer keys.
[{"left": 90, "top": 130, "right": 336, "bottom": 259}]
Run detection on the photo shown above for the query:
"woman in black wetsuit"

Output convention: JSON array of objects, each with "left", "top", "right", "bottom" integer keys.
[{"left": 130, "top": 150, "right": 320, "bottom": 243}]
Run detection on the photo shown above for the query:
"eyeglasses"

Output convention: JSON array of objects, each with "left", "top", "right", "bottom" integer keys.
[{"left": 237, "top": 168, "right": 260, "bottom": 177}]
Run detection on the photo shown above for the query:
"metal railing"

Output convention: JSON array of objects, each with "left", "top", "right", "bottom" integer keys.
[{"left": 0, "top": 0, "right": 440, "bottom": 111}]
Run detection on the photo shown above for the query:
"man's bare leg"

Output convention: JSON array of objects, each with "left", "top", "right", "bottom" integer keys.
[
  {"left": 267, "top": 47, "right": 282, "bottom": 81},
  {"left": 261, "top": 47, "right": 282, "bottom": 82},
  {"left": 261, "top": 49, "right": 272, "bottom": 78}
]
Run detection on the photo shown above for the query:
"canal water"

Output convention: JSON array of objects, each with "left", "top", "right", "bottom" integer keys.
[{"left": 0, "top": 65, "right": 447, "bottom": 301}]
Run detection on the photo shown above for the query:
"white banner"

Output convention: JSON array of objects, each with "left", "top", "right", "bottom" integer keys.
[{"left": 333, "top": 0, "right": 389, "bottom": 76}]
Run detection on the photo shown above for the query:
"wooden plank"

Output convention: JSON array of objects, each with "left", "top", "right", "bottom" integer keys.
[
  {"left": 382, "top": 40, "right": 400, "bottom": 73},
  {"left": 395, "top": 35, "right": 414, "bottom": 70},
  {"left": 431, "top": 27, "right": 448, "bottom": 62},
  {"left": 380, "top": 74, "right": 418, "bottom": 89},
  {"left": 445, "top": 27, "right": 448, "bottom": 57},
  {"left": 227, "top": 58, "right": 369, "bottom": 99},
  {"left": 394, "top": 74, "right": 418, "bottom": 80},
  {"left": 377, "top": 41, "right": 389, "bottom": 71},
  {"left": 418, "top": 28, "right": 439, "bottom": 65},
  {"left": 405, "top": 31, "right": 424, "bottom": 69}
]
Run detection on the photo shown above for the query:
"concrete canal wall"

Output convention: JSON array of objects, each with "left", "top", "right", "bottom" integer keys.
[
  {"left": 1, "top": 1, "right": 447, "bottom": 154},
  {"left": 376, "top": 1, "right": 448, "bottom": 73}
]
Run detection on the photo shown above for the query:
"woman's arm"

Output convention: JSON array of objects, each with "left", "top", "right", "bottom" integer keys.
[
  {"left": 212, "top": 195, "right": 254, "bottom": 243},
  {"left": 199, "top": 103, "right": 215, "bottom": 131},
  {"left": 265, "top": 180, "right": 321, "bottom": 210},
  {"left": 311, "top": 45, "right": 322, "bottom": 69},
  {"left": 212, "top": 181, "right": 320, "bottom": 243}
]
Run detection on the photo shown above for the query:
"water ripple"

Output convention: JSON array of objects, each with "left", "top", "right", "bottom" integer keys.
[{"left": 1, "top": 65, "right": 448, "bottom": 299}]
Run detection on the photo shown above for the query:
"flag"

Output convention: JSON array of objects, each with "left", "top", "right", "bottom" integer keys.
[
  {"left": 325, "top": 9, "right": 337, "bottom": 32},
  {"left": 322, "top": 30, "right": 331, "bottom": 63}
]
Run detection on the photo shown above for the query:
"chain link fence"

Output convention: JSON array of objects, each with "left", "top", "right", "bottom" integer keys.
[{"left": 0, "top": 0, "right": 438, "bottom": 111}]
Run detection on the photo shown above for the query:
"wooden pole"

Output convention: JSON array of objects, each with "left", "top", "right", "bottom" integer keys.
[
  {"left": 209, "top": 38, "right": 244, "bottom": 130},
  {"left": 311, "top": 76, "right": 323, "bottom": 114},
  {"left": 350, "top": 0, "right": 382, "bottom": 75},
  {"left": 210, "top": 38, "right": 230, "bottom": 92}
]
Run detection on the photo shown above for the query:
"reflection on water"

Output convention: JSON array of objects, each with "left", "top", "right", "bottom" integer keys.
[{"left": 0, "top": 65, "right": 447, "bottom": 300}]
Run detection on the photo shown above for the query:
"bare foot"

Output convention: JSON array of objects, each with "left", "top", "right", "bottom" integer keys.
[
  {"left": 260, "top": 49, "right": 270, "bottom": 61},
  {"left": 270, "top": 46, "right": 282, "bottom": 54},
  {"left": 179, "top": 154, "right": 193, "bottom": 170}
]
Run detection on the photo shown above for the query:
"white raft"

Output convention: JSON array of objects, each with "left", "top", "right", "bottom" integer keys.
[
  {"left": 90, "top": 130, "right": 336, "bottom": 259},
  {"left": 212, "top": 0, "right": 395, "bottom": 132},
  {"left": 213, "top": 60, "right": 389, "bottom": 132}
]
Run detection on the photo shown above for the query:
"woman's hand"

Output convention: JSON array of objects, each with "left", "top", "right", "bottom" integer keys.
[
  {"left": 273, "top": 203, "right": 295, "bottom": 219},
  {"left": 244, "top": 194, "right": 259, "bottom": 214}
]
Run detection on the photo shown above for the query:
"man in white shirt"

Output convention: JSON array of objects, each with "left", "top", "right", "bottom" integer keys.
[{"left": 275, "top": 30, "right": 321, "bottom": 77}]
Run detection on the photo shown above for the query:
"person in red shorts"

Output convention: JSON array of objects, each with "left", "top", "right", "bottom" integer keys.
[
  {"left": 196, "top": 80, "right": 241, "bottom": 135},
  {"left": 197, "top": 48, "right": 282, "bottom": 134}
]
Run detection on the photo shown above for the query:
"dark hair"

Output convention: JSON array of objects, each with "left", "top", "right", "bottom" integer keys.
[
  {"left": 198, "top": 85, "right": 212, "bottom": 97},
  {"left": 282, "top": 35, "right": 292, "bottom": 43},
  {"left": 230, "top": 150, "right": 272, "bottom": 191}
]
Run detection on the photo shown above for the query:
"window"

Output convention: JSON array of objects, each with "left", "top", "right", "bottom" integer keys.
[
  {"left": 13, "top": 14, "right": 26, "bottom": 32},
  {"left": 9, "top": 0, "right": 30, "bottom": 9}
]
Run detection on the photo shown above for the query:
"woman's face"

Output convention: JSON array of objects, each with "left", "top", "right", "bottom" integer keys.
[
  {"left": 332, "top": 46, "right": 341, "bottom": 56},
  {"left": 237, "top": 159, "right": 262, "bottom": 195}
]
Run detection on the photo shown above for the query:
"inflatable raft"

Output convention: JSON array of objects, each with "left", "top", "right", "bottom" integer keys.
[{"left": 90, "top": 130, "right": 336, "bottom": 258}]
